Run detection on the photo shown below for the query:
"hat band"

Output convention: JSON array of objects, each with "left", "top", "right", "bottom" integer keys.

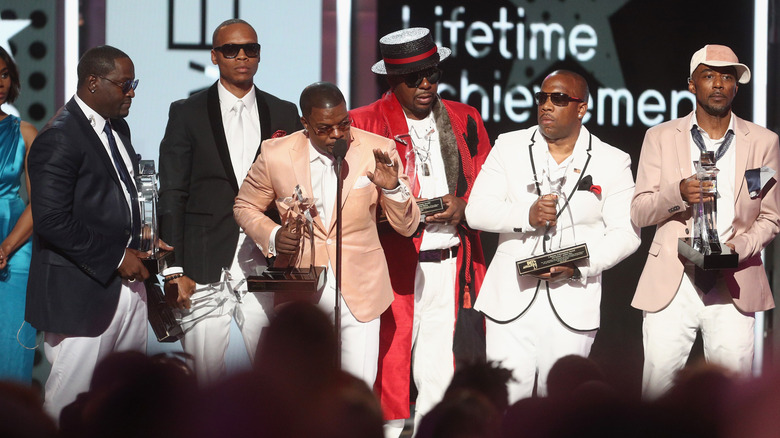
[{"left": 384, "top": 46, "right": 437, "bottom": 65}]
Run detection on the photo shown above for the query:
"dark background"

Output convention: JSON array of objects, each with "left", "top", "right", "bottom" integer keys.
[{"left": 355, "top": 0, "right": 773, "bottom": 398}]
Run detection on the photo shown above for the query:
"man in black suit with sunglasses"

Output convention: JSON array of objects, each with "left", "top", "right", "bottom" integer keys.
[{"left": 158, "top": 18, "right": 301, "bottom": 383}]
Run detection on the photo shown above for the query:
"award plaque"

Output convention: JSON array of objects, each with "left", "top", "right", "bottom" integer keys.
[
  {"left": 247, "top": 186, "right": 326, "bottom": 302},
  {"left": 136, "top": 160, "right": 183, "bottom": 343},
  {"left": 417, "top": 197, "right": 446, "bottom": 215},
  {"left": 516, "top": 243, "right": 589, "bottom": 276},
  {"left": 678, "top": 151, "right": 738, "bottom": 270}
]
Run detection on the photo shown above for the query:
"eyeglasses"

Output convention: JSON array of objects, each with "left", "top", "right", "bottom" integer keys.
[
  {"left": 99, "top": 77, "right": 139, "bottom": 94},
  {"left": 213, "top": 43, "right": 261, "bottom": 59},
  {"left": 535, "top": 92, "right": 584, "bottom": 107},
  {"left": 307, "top": 116, "right": 351, "bottom": 136},
  {"left": 399, "top": 67, "right": 442, "bottom": 88}
]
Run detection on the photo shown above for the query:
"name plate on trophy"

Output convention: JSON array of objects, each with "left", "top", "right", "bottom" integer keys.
[
  {"left": 417, "top": 197, "right": 446, "bottom": 215},
  {"left": 515, "top": 243, "right": 589, "bottom": 276}
]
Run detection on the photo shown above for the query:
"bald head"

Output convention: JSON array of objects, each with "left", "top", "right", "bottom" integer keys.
[
  {"left": 546, "top": 70, "right": 589, "bottom": 102},
  {"left": 299, "top": 82, "right": 345, "bottom": 118}
]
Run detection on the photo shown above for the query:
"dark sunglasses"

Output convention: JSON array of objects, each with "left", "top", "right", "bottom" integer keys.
[
  {"left": 400, "top": 67, "right": 442, "bottom": 88},
  {"left": 535, "top": 92, "right": 584, "bottom": 107},
  {"left": 213, "top": 43, "right": 261, "bottom": 59},
  {"left": 99, "top": 76, "right": 139, "bottom": 94},
  {"left": 308, "top": 116, "right": 351, "bottom": 136}
]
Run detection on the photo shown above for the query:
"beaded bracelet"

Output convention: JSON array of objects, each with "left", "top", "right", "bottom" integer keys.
[{"left": 163, "top": 273, "right": 184, "bottom": 283}]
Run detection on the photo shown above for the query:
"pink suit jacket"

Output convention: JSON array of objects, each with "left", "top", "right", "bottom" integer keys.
[
  {"left": 631, "top": 112, "right": 780, "bottom": 313},
  {"left": 233, "top": 128, "right": 421, "bottom": 322}
]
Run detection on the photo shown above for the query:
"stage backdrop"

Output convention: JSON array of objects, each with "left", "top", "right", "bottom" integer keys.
[
  {"left": 106, "top": 0, "right": 322, "bottom": 163},
  {"left": 362, "top": 0, "right": 757, "bottom": 397}
]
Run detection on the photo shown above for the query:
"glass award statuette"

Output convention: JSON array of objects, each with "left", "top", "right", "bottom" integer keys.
[
  {"left": 247, "top": 185, "right": 326, "bottom": 295},
  {"left": 136, "top": 160, "right": 183, "bottom": 342},
  {"left": 515, "top": 174, "right": 589, "bottom": 277},
  {"left": 678, "top": 151, "right": 738, "bottom": 269}
]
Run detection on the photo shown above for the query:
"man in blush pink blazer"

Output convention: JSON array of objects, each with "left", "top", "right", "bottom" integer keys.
[
  {"left": 631, "top": 45, "right": 780, "bottom": 400},
  {"left": 234, "top": 82, "right": 420, "bottom": 387}
]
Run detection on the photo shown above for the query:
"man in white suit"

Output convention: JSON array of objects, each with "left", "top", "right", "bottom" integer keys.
[{"left": 465, "top": 70, "right": 640, "bottom": 402}]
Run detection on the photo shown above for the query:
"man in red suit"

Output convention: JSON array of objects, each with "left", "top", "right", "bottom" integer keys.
[
  {"left": 632, "top": 44, "right": 780, "bottom": 399},
  {"left": 350, "top": 27, "right": 491, "bottom": 436}
]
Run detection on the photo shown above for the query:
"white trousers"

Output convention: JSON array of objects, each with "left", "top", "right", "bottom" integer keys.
[
  {"left": 485, "top": 285, "right": 596, "bottom": 404},
  {"left": 179, "top": 234, "right": 274, "bottom": 385},
  {"left": 43, "top": 280, "right": 148, "bottom": 423},
  {"left": 317, "top": 264, "right": 380, "bottom": 389},
  {"left": 642, "top": 268, "right": 755, "bottom": 400},
  {"left": 410, "top": 257, "right": 457, "bottom": 434}
]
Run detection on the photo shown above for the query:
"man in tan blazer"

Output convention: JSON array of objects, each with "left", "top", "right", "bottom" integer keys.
[
  {"left": 631, "top": 45, "right": 780, "bottom": 399},
  {"left": 234, "top": 82, "right": 420, "bottom": 386}
]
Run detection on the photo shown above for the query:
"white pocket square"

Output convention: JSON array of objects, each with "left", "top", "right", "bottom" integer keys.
[{"left": 353, "top": 175, "right": 372, "bottom": 189}]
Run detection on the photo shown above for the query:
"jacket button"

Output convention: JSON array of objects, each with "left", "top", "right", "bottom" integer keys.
[
  {"left": 685, "top": 228, "right": 689, "bottom": 234},
  {"left": 124, "top": 229, "right": 130, "bottom": 236}
]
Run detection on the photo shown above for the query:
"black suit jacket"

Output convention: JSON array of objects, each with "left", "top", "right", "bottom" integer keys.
[
  {"left": 158, "top": 82, "right": 301, "bottom": 284},
  {"left": 25, "top": 98, "right": 139, "bottom": 336}
]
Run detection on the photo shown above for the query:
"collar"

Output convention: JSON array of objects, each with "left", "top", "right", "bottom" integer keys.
[
  {"left": 691, "top": 110, "right": 735, "bottom": 140},
  {"left": 217, "top": 81, "right": 256, "bottom": 117},
  {"left": 308, "top": 141, "right": 334, "bottom": 165},
  {"left": 74, "top": 94, "right": 108, "bottom": 136}
]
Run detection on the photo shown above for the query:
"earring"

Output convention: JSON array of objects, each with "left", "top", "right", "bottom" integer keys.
[
  {"left": 303, "top": 129, "right": 309, "bottom": 137},
  {"left": 90, "top": 89, "right": 95, "bottom": 93}
]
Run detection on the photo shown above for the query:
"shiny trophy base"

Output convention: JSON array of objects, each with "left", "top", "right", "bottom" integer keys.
[
  {"left": 247, "top": 265, "right": 326, "bottom": 292},
  {"left": 143, "top": 250, "right": 184, "bottom": 343},
  {"left": 248, "top": 265, "right": 326, "bottom": 310},
  {"left": 516, "top": 243, "right": 589, "bottom": 276},
  {"left": 678, "top": 238, "right": 739, "bottom": 270}
]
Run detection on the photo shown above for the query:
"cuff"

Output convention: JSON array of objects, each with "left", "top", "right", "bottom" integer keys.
[
  {"left": 382, "top": 182, "right": 411, "bottom": 202},
  {"left": 162, "top": 266, "right": 184, "bottom": 277},
  {"left": 267, "top": 225, "right": 282, "bottom": 256}
]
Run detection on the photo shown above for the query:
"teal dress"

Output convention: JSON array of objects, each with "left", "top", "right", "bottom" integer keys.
[{"left": 0, "top": 115, "right": 35, "bottom": 383}]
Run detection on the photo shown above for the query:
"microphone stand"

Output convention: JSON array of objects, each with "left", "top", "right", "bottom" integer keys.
[{"left": 332, "top": 139, "right": 347, "bottom": 369}]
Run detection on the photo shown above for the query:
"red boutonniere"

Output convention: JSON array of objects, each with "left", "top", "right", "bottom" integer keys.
[
  {"left": 271, "top": 130, "right": 288, "bottom": 138},
  {"left": 577, "top": 175, "right": 601, "bottom": 197}
]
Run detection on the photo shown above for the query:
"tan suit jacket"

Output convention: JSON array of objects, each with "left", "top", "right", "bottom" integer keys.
[
  {"left": 631, "top": 112, "right": 780, "bottom": 313},
  {"left": 234, "top": 128, "right": 420, "bottom": 322}
]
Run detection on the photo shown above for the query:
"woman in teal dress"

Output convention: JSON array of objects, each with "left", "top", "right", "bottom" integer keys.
[{"left": 0, "top": 47, "right": 38, "bottom": 383}]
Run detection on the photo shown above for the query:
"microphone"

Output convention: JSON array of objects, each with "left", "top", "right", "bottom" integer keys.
[{"left": 333, "top": 138, "right": 348, "bottom": 163}]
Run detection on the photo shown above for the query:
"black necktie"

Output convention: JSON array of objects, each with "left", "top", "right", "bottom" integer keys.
[
  {"left": 691, "top": 125, "right": 734, "bottom": 162},
  {"left": 103, "top": 121, "right": 141, "bottom": 250}
]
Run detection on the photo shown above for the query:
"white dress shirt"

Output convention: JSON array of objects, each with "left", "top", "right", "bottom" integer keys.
[{"left": 218, "top": 81, "right": 262, "bottom": 186}]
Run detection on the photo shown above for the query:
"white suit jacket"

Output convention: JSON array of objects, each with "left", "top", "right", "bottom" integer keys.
[{"left": 465, "top": 126, "right": 640, "bottom": 329}]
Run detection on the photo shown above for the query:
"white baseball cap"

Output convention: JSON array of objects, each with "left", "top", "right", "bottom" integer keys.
[{"left": 689, "top": 44, "right": 751, "bottom": 84}]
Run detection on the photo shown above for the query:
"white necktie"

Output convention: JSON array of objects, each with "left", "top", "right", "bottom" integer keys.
[
  {"left": 228, "top": 99, "right": 245, "bottom": 184},
  {"left": 320, "top": 157, "right": 336, "bottom": 228}
]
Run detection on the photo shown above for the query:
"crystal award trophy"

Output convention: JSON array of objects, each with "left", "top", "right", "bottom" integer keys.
[
  {"left": 516, "top": 175, "right": 589, "bottom": 276},
  {"left": 247, "top": 185, "right": 326, "bottom": 296},
  {"left": 678, "top": 151, "right": 738, "bottom": 269},
  {"left": 136, "top": 160, "right": 183, "bottom": 342}
]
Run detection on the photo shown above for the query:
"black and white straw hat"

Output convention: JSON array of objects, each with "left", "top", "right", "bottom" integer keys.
[{"left": 371, "top": 27, "right": 451, "bottom": 75}]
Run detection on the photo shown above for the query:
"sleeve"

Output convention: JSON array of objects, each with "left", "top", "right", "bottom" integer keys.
[
  {"left": 28, "top": 128, "right": 125, "bottom": 284},
  {"left": 630, "top": 129, "right": 689, "bottom": 228},
  {"left": 379, "top": 140, "right": 421, "bottom": 237},
  {"left": 233, "top": 145, "right": 282, "bottom": 254},
  {"left": 728, "top": 134, "right": 780, "bottom": 263},
  {"left": 158, "top": 101, "right": 193, "bottom": 269},
  {"left": 577, "top": 152, "right": 641, "bottom": 280},
  {"left": 465, "top": 135, "right": 539, "bottom": 234}
]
